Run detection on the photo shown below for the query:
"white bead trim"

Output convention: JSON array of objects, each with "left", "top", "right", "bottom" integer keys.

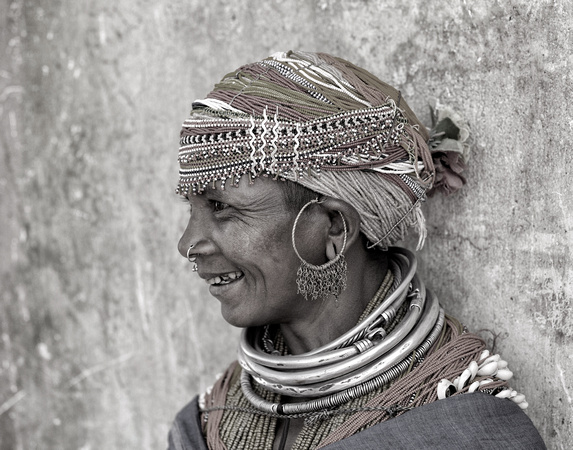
[{"left": 436, "top": 350, "right": 527, "bottom": 409}]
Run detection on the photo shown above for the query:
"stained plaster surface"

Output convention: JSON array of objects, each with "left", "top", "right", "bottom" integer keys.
[{"left": 0, "top": 0, "right": 571, "bottom": 448}]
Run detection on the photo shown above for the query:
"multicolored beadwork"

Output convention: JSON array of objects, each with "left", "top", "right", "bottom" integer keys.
[
  {"left": 176, "top": 51, "right": 434, "bottom": 200},
  {"left": 177, "top": 103, "right": 430, "bottom": 196}
]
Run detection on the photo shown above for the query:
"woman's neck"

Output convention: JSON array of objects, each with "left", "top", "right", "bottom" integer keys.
[{"left": 279, "top": 250, "right": 389, "bottom": 355}]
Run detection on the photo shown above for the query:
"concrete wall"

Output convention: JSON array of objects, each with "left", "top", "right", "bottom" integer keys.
[{"left": 1, "top": 0, "right": 571, "bottom": 448}]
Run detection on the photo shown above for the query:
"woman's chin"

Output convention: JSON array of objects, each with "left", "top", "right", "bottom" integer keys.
[
  {"left": 220, "top": 309, "right": 256, "bottom": 328},
  {"left": 219, "top": 303, "right": 271, "bottom": 329}
]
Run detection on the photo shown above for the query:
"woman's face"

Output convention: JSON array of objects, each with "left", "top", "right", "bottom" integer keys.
[{"left": 178, "top": 177, "right": 324, "bottom": 328}]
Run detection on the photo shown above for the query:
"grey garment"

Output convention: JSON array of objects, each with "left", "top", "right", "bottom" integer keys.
[
  {"left": 322, "top": 393, "right": 546, "bottom": 450},
  {"left": 168, "top": 393, "right": 546, "bottom": 450},
  {"left": 168, "top": 397, "right": 208, "bottom": 450}
]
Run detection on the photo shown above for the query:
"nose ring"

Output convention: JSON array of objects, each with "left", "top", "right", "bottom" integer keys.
[
  {"left": 187, "top": 244, "right": 198, "bottom": 272},
  {"left": 186, "top": 244, "right": 196, "bottom": 262}
]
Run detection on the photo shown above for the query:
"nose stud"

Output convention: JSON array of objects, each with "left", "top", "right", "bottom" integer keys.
[{"left": 187, "top": 244, "right": 198, "bottom": 272}]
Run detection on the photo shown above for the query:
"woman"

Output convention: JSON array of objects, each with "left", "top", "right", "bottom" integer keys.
[{"left": 169, "top": 51, "right": 545, "bottom": 449}]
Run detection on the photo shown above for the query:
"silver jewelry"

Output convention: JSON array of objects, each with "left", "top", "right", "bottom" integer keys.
[
  {"left": 240, "top": 250, "right": 415, "bottom": 370},
  {"left": 240, "top": 309, "right": 444, "bottom": 415},
  {"left": 186, "top": 244, "right": 198, "bottom": 272},
  {"left": 237, "top": 249, "right": 442, "bottom": 398},
  {"left": 186, "top": 244, "right": 196, "bottom": 261},
  {"left": 292, "top": 199, "right": 348, "bottom": 301},
  {"left": 237, "top": 248, "right": 445, "bottom": 415},
  {"left": 240, "top": 291, "right": 440, "bottom": 396}
]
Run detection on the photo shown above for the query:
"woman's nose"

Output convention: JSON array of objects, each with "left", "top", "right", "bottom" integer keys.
[
  {"left": 177, "top": 209, "right": 217, "bottom": 260},
  {"left": 178, "top": 218, "right": 196, "bottom": 258}
]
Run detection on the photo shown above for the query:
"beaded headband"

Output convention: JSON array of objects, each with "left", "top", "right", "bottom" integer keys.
[
  {"left": 176, "top": 51, "right": 435, "bottom": 199},
  {"left": 177, "top": 102, "right": 433, "bottom": 197}
]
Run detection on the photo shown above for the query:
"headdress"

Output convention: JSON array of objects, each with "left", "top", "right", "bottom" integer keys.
[{"left": 177, "top": 51, "right": 468, "bottom": 248}]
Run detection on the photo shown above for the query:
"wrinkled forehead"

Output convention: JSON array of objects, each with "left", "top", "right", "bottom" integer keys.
[{"left": 184, "top": 174, "right": 297, "bottom": 223}]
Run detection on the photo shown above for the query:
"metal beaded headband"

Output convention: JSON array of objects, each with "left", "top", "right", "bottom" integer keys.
[{"left": 176, "top": 101, "right": 433, "bottom": 197}]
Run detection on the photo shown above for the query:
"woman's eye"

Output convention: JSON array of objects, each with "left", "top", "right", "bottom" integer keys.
[{"left": 212, "top": 201, "right": 229, "bottom": 212}]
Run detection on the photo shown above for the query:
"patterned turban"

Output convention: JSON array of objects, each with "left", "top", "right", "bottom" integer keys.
[{"left": 177, "top": 51, "right": 468, "bottom": 249}]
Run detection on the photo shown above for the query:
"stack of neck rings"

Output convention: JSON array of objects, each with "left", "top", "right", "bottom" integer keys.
[{"left": 175, "top": 52, "right": 520, "bottom": 450}]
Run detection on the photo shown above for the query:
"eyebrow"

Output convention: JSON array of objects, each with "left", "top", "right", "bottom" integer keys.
[
  {"left": 183, "top": 188, "right": 225, "bottom": 201},
  {"left": 202, "top": 189, "right": 226, "bottom": 200}
]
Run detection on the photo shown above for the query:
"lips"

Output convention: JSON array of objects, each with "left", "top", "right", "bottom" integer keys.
[{"left": 206, "top": 271, "right": 244, "bottom": 286}]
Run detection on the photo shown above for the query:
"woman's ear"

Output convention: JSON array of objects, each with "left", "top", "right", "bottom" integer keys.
[
  {"left": 319, "top": 197, "right": 362, "bottom": 259},
  {"left": 326, "top": 241, "right": 337, "bottom": 260}
]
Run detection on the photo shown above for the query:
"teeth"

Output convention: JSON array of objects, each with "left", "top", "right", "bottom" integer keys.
[{"left": 207, "top": 271, "right": 243, "bottom": 286}]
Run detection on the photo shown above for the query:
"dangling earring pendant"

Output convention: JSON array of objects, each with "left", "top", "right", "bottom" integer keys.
[{"left": 292, "top": 200, "right": 348, "bottom": 301}]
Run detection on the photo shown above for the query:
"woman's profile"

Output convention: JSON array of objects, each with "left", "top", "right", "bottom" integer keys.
[{"left": 168, "top": 51, "right": 545, "bottom": 449}]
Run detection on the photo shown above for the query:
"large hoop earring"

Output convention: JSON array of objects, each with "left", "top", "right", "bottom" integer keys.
[
  {"left": 186, "top": 244, "right": 198, "bottom": 272},
  {"left": 291, "top": 199, "right": 348, "bottom": 301}
]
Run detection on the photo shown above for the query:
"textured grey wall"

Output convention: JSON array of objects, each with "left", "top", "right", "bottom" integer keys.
[{"left": 1, "top": 0, "right": 571, "bottom": 448}]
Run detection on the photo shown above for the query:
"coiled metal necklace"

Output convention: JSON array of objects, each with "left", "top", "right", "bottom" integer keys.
[{"left": 238, "top": 247, "right": 444, "bottom": 415}]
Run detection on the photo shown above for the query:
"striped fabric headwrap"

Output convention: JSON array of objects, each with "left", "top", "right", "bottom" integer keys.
[{"left": 177, "top": 51, "right": 438, "bottom": 249}]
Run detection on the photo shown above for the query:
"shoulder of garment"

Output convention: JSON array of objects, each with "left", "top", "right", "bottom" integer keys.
[
  {"left": 321, "top": 392, "right": 546, "bottom": 450},
  {"left": 167, "top": 396, "right": 207, "bottom": 450}
]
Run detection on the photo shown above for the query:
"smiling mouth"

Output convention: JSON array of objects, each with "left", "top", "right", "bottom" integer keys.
[{"left": 206, "top": 271, "right": 244, "bottom": 286}]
